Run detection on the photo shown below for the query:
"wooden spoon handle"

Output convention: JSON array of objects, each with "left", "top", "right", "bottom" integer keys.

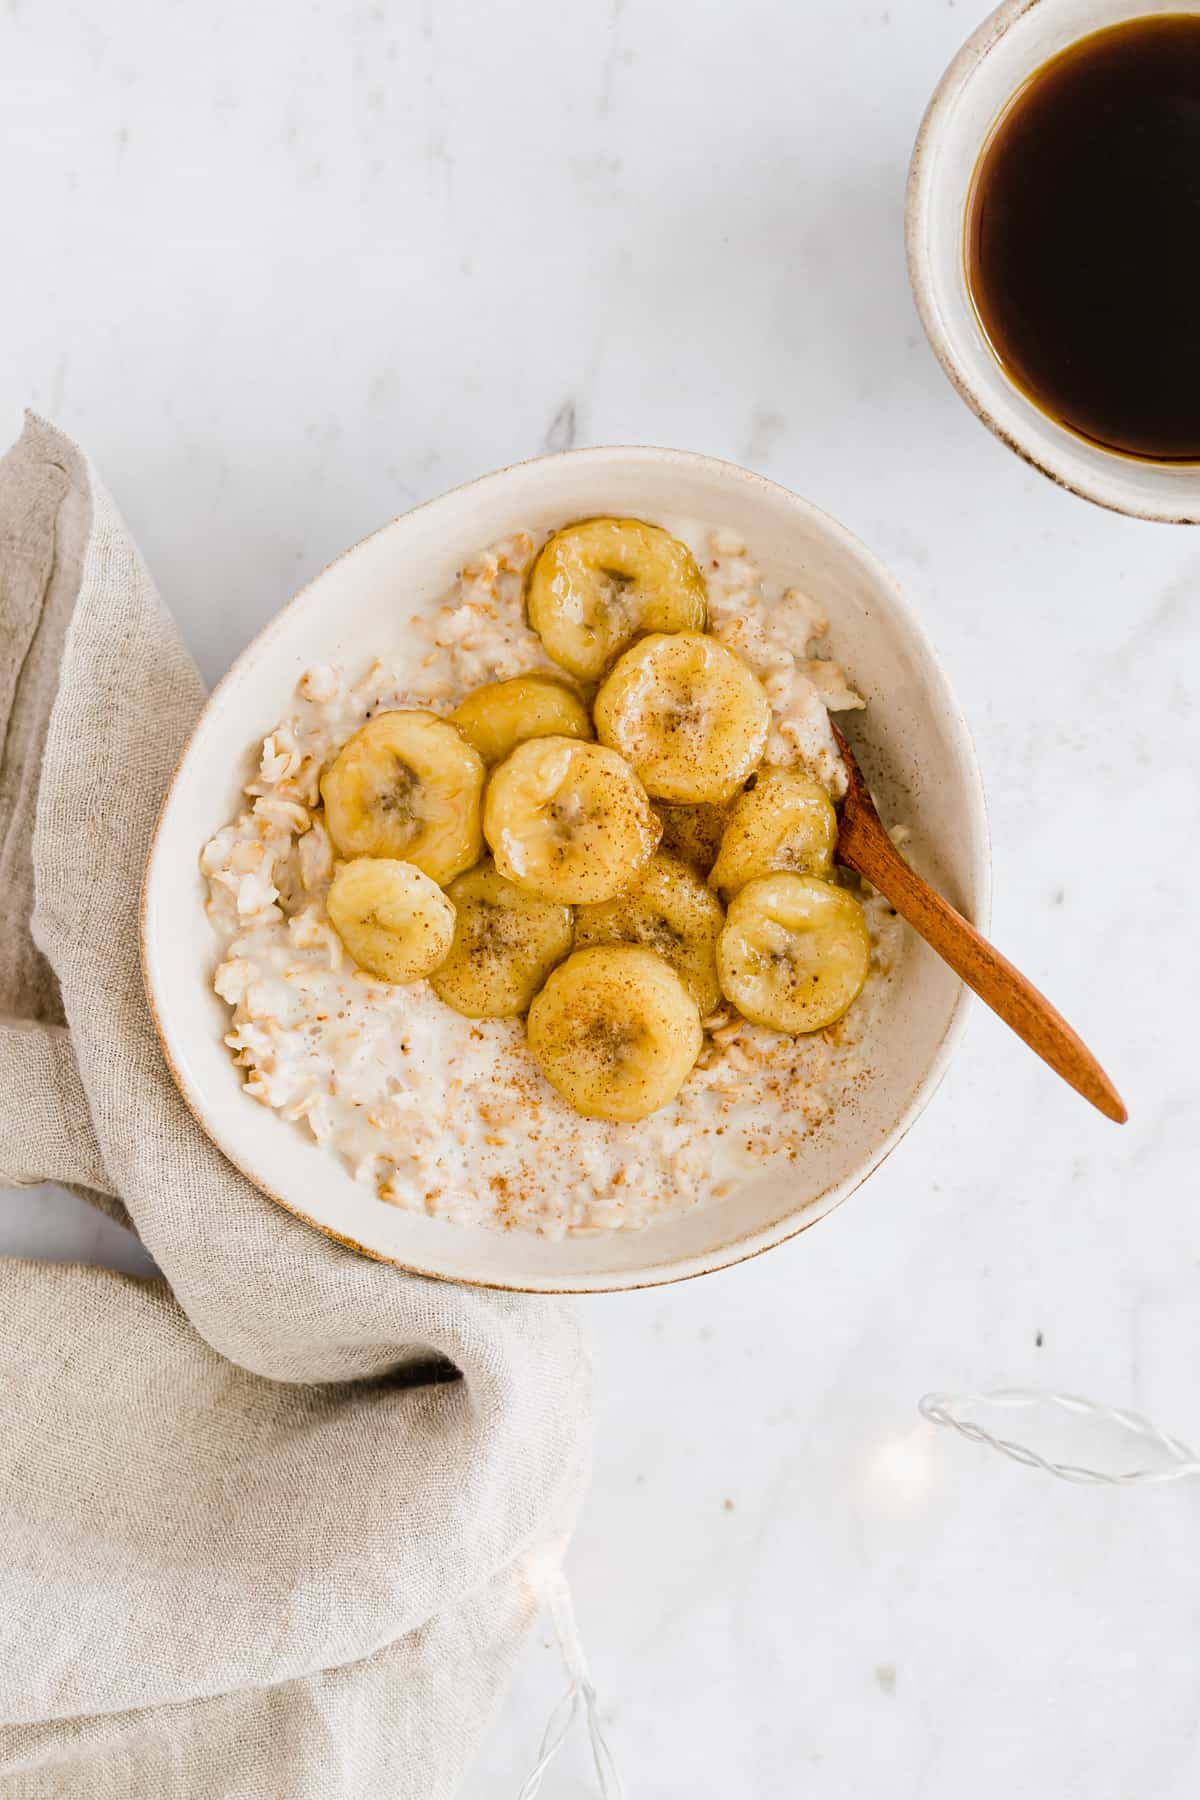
[{"left": 840, "top": 828, "right": 1127, "bottom": 1124}]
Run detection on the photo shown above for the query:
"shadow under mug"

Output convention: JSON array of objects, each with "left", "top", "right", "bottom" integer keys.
[{"left": 906, "top": 0, "right": 1200, "bottom": 525}]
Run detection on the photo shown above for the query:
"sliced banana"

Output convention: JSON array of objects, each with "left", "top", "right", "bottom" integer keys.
[
  {"left": 716, "top": 873, "right": 870, "bottom": 1033},
  {"left": 483, "top": 736, "right": 660, "bottom": 904},
  {"left": 575, "top": 850, "right": 724, "bottom": 1015},
  {"left": 327, "top": 857, "right": 455, "bottom": 984},
  {"left": 320, "top": 710, "right": 484, "bottom": 884},
  {"left": 593, "top": 631, "right": 770, "bottom": 805},
  {"left": 526, "top": 944, "right": 702, "bottom": 1122},
  {"left": 526, "top": 517, "right": 707, "bottom": 681},
  {"left": 654, "top": 800, "right": 729, "bottom": 875},
  {"left": 450, "top": 672, "right": 592, "bottom": 765},
  {"left": 708, "top": 767, "right": 838, "bottom": 897},
  {"left": 430, "top": 860, "right": 574, "bottom": 1018}
]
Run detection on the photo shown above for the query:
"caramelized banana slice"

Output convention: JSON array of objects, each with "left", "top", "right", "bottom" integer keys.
[
  {"left": 526, "top": 517, "right": 707, "bottom": 681},
  {"left": 483, "top": 736, "right": 660, "bottom": 904},
  {"left": 321, "top": 711, "right": 484, "bottom": 884},
  {"left": 450, "top": 672, "right": 592, "bottom": 765},
  {"left": 526, "top": 944, "right": 702, "bottom": 1121},
  {"left": 575, "top": 850, "right": 724, "bottom": 1014},
  {"left": 716, "top": 873, "right": 870, "bottom": 1033},
  {"left": 594, "top": 632, "right": 770, "bottom": 804},
  {"left": 430, "top": 860, "right": 574, "bottom": 1018},
  {"left": 327, "top": 857, "right": 455, "bottom": 983},
  {"left": 709, "top": 767, "right": 837, "bottom": 897},
  {"left": 654, "top": 800, "right": 729, "bottom": 876}
]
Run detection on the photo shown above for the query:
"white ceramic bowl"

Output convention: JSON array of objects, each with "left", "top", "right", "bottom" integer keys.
[
  {"left": 907, "top": 0, "right": 1200, "bottom": 524},
  {"left": 142, "top": 447, "right": 989, "bottom": 1292}
]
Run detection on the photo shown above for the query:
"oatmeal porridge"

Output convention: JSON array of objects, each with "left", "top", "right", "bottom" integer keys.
[{"left": 202, "top": 519, "right": 904, "bottom": 1237}]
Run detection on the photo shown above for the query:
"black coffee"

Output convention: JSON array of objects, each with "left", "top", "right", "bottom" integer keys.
[{"left": 966, "top": 15, "right": 1200, "bottom": 464}]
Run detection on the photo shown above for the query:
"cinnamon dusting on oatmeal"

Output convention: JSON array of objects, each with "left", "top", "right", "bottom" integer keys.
[{"left": 202, "top": 523, "right": 902, "bottom": 1238}]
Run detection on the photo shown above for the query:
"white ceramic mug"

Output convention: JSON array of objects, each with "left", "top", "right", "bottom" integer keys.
[{"left": 906, "top": 0, "right": 1200, "bottom": 524}]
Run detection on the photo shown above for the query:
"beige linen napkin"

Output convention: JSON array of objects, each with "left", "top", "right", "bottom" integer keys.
[{"left": 0, "top": 414, "right": 592, "bottom": 1800}]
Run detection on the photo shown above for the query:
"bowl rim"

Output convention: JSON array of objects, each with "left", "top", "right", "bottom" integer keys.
[
  {"left": 140, "top": 443, "right": 991, "bottom": 1292},
  {"left": 905, "top": 0, "right": 1200, "bottom": 526}
]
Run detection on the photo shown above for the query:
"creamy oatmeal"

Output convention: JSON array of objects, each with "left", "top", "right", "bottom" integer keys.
[{"left": 202, "top": 523, "right": 903, "bottom": 1237}]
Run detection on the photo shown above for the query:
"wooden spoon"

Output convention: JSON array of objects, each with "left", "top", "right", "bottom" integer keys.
[{"left": 830, "top": 721, "right": 1127, "bottom": 1123}]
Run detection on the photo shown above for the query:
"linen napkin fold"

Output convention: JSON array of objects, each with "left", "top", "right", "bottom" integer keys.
[{"left": 0, "top": 413, "right": 592, "bottom": 1800}]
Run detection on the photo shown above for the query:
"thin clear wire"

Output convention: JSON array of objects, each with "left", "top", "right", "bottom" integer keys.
[
  {"left": 518, "top": 1385, "right": 1200, "bottom": 1796},
  {"left": 919, "top": 1388, "right": 1200, "bottom": 1486},
  {"left": 516, "top": 1686, "right": 585, "bottom": 1800},
  {"left": 516, "top": 1569, "right": 626, "bottom": 1799}
]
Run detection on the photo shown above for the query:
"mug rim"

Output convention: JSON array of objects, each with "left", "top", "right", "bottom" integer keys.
[{"left": 905, "top": 0, "right": 1200, "bottom": 525}]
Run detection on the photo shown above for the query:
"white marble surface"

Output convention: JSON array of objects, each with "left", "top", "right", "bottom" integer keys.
[{"left": 4, "top": 1, "right": 1200, "bottom": 1793}]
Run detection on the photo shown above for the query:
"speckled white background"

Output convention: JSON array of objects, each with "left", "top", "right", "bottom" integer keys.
[{"left": 3, "top": 1, "right": 1199, "bottom": 1793}]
